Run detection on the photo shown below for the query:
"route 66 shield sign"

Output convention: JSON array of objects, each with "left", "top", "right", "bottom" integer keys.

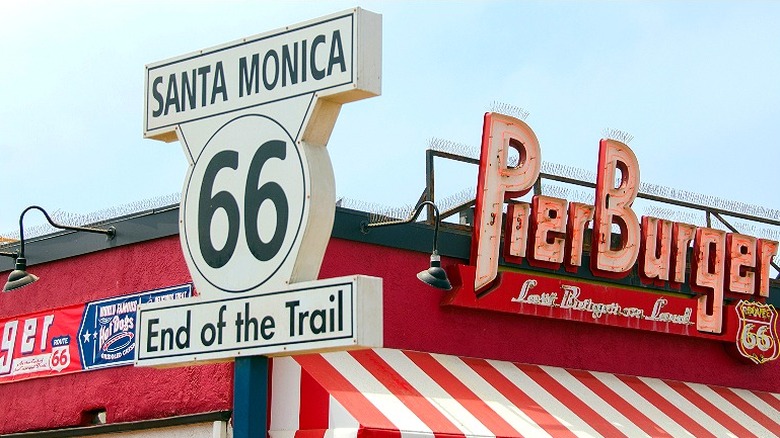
[{"left": 735, "top": 300, "right": 780, "bottom": 364}]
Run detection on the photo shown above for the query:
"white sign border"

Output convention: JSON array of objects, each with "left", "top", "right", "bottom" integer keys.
[
  {"left": 135, "top": 275, "right": 383, "bottom": 366},
  {"left": 144, "top": 7, "right": 380, "bottom": 141}
]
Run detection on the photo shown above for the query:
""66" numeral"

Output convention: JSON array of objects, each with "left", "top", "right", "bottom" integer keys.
[
  {"left": 198, "top": 140, "right": 289, "bottom": 269},
  {"left": 49, "top": 346, "right": 71, "bottom": 372},
  {"left": 741, "top": 323, "right": 773, "bottom": 352}
]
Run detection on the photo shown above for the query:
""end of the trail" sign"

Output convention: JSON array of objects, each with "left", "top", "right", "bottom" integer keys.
[{"left": 136, "top": 276, "right": 382, "bottom": 366}]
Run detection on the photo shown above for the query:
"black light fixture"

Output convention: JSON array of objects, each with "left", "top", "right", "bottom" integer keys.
[
  {"left": 2, "top": 206, "right": 116, "bottom": 292},
  {"left": 362, "top": 200, "right": 451, "bottom": 290}
]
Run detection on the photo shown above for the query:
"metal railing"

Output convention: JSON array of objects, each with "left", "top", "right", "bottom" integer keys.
[{"left": 421, "top": 148, "right": 780, "bottom": 278}]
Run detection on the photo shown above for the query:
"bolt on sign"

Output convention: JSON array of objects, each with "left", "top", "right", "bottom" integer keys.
[
  {"left": 136, "top": 8, "right": 383, "bottom": 366},
  {"left": 444, "top": 112, "right": 780, "bottom": 365}
]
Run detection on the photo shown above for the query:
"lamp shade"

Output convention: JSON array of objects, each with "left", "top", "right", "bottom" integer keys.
[
  {"left": 3, "top": 257, "right": 39, "bottom": 292},
  {"left": 416, "top": 252, "right": 451, "bottom": 290}
]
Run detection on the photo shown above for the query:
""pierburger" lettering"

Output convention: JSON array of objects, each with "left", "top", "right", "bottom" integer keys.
[{"left": 471, "top": 112, "right": 778, "bottom": 334}]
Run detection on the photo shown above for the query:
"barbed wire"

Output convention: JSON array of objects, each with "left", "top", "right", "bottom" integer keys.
[{"left": 0, "top": 193, "right": 181, "bottom": 241}]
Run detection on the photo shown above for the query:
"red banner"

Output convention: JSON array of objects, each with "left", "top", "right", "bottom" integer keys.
[
  {"left": 0, "top": 284, "right": 192, "bottom": 384},
  {"left": 0, "top": 304, "right": 84, "bottom": 383}
]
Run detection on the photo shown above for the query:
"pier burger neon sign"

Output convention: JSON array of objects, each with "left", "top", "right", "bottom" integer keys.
[{"left": 444, "top": 112, "right": 780, "bottom": 364}]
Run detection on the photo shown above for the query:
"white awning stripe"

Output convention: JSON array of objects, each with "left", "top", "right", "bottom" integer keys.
[
  {"left": 327, "top": 429, "right": 360, "bottom": 438},
  {"left": 591, "top": 371, "right": 694, "bottom": 438},
  {"left": 688, "top": 382, "right": 774, "bottom": 437},
  {"left": 373, "top": 348, "right": 493, "bottom": 438},
  {"left": 323, "top": 351, "right": 434, "bottom": 435},
  {"left": 540, "top": 365, "right": 650, "bottom": 438},
  {"left": 433, "top": 353, "right": 552, "bottom": 438},
  {"left": 329, "top": 396, "right": 359, "bottom": 430},
  {"left": 270, "top": 356, "right": 302, "bottom": 432},
  {"left": 733, "top": 387, "right": 780, "bottom": 424},
  {"left": 269, "top": 349, "right": 780, "bottom": 438},
  {"left": 487, "top": 360, "right": 602, "bottom": 438},
  {"left": 638, "top": 377, "right": 737, "bottom": 438}
]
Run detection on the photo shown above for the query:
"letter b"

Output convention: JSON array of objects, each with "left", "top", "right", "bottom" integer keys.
[{"left": 591, "top": 139, "right": 640, "bottom": 278}]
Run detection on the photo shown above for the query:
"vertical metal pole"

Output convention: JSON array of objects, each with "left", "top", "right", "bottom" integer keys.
[
  {"left": 233, "top": 356, "right": 268, "bottom": 438},
  {"left": 425, "top": 149, "right": 435, "bottom": 225},
  {"left": 533, "top": 178, "right": 542, "bottom": 196}
]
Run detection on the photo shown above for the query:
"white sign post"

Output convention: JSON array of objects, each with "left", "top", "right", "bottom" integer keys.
[{"left": 136, "top": 8, "right": 383, "bottom": 366}]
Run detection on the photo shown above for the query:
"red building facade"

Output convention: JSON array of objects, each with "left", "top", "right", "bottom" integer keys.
[{"left": 1, "top": 205, "right": 778, "bottom": 437}]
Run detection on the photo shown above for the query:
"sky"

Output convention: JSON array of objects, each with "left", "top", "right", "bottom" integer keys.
[{"left": 1, "top": 1, "right": 779, "bottom": 249}]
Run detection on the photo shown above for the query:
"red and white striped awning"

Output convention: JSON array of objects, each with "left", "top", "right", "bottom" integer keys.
[{"left": 269, "top": 348, "right": 780, "bottom": 438}]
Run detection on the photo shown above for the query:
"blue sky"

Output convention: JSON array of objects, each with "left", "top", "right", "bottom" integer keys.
[{"left": 1, "top": 1, "right": 778, "bottom": 243}]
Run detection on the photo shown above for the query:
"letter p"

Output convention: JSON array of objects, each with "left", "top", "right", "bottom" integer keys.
[{"left": 472, "top": 113, "right": 541, "bottom": 291}]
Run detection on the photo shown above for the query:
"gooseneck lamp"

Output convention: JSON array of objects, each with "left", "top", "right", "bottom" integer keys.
[
  {"left": 2, "top": 206, "right": 116, "bottom": 292},
  {"left": 362, "top": 200, "right": 451, "bottom": 290}
]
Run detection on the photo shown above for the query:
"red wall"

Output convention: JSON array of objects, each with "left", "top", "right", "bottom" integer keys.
[
  {"left": 321, "top": 238, "right": 780, "bottom": 393},
  {"left": 0, "top": 236, "right": 233, "bottom": 434},
  {"left": 1, "top": 235, "right": 778, "bottom": 433}
]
